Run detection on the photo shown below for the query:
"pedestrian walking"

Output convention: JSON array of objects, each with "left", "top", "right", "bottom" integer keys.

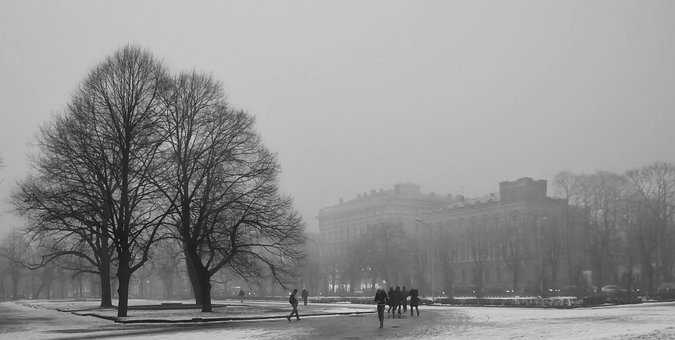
[
  {"left": 301, "top": 288, "right": 309, "bottom": 306},
  {"left": 409, "top": 288, "right": 420, "bottom": 317},
  {"left": 387, "top": 286, "right": 395, "bottom": 316},
  {"left": 394, "top": 286, "right": 402, "bottom": 317},
  {"left": 287, "top": 289, "right": 300, "bottom": 321},
  {"left": 238, "top": 289, "right": 245, "bottom": 303},
  {"left": 374, "top": 288, "right": 388, "bottom": 328},
  {"left": 401, "top": 285, "right": 408, "bottom": 313}
]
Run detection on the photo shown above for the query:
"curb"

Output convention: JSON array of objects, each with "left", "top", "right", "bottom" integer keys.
[{"left": 69, "top": 310, "right": 376, "bottom": 324}]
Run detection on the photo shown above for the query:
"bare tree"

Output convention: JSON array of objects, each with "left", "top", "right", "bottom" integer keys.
[
  {"left": 156, "top": 71, "right": 304, "bottom": 312},
  {"left": 14, "top": 170, "right": 116, "bottom": 306},
  {"left": 74, "top": 46, "right": 173, "bottom": 317},
  {"left": 558, "top": 171, "right": 626, "bottom": 287},
  {"left": 0, "top": 229, "right": 30, "bottom": 299},
  {"left": 553, "top": 171, "right": 582, "bottom": 284},
  {"left": 15, "top": 46, "right": 172, "bottom": 316},
  {"left": 626, "top": 162, "right": 675, "bottom": 294}
]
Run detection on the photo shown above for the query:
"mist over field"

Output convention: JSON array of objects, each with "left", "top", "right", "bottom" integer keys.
[{"left": 1, "top": 1, "right": 674, "bottom": 237}]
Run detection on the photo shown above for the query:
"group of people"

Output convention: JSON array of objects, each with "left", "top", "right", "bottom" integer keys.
[
  {"left": 374, "top": 286, "right": 420, "bottom": 328},
  {"left": 285, "top": 286, "right": 420, "bottom": 328}
]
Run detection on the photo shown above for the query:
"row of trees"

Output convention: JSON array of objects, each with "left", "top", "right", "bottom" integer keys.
[
  {"left": 8, "top": 46, "right": 304, "bottom": 316},
  {"left": 1, "top": 228, "right": 113, "bottom": 300},
  {"left": 0, "top": 229, "right": 295, "bottom": 301},
  {"left": 553, "top": 162, "right": 675, "bottom": 295}
]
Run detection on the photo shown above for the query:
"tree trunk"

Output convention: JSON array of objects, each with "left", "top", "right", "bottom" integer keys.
[
  {"left": 100, "top": 262, "right": 113, "bottom": 308},
  {"left": 99, "top": 235, "right": 113, "bottom": 307},
  {"left": 184, "top": 250, "right": 204, "bottom": 305},
  {"left": 644, "top": 262, "right": 654, "bottom": 297},
  {"left": 11, "top": 276, "right": 19, "bottom": 299},
  {"left": 198, "top": 268, "right": 213, "bottom": 312},
  {"left": 117, "top": 252, "right": 131, "bottom": 317},
  {"left": 78, "top": 275, "right": 84, "bottom": 298}
]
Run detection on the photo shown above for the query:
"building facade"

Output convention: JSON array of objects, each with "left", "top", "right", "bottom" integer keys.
[
  {"left": 317, "top": 178, "right": 586, "bottom": 297},
  {"left": 317, "top": 183, "right": 454, "bottom": 293},
  {"left": 421, "top": 178, "right": 585, "bottom": 296}
]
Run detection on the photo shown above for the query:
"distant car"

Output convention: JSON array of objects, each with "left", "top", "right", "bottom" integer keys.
[
  {"left": 600, "top": 285, "right": 629, "bottom": 303},
  {"left": 600, "top": 285, "right": 626, "bottom": 294}
]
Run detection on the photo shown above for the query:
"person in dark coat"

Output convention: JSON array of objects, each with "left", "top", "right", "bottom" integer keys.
[
  {"left": 387, "top": 286, "right": 395, "bottom": 316},
  {"left": 394, "top": 286, "right": 402, "bottom": 317},
  {"left": 374, "top": 288, "right": 388, "bottom": 328},
  {"left": 287, "top": 289, "right": 300, "bottom": 321},
  {"left": 409, "top": 288, "right": 420, "bottom": 316},
  {"left": 238, "top": 289, "right": 245, "bottom": 303},
  {"left": 301, "top": 288, "right": 309, "bottom": 306}
]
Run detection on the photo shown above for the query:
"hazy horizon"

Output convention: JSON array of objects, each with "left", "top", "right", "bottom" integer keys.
[{"left": 2, "top": 0, "right": 675, "bottom": 236}]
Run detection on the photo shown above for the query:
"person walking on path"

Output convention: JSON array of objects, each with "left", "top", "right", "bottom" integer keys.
[
  {"left": 401, "top": 285, "right": 408, "bottom": 313},
  {"left": 287, "top": 289, "right": 300, "bottom": 321},
  {"left": 409, "top": 288, "right": 420, "bottom": 317},
  {"left": 374, "top": 288, "right": 388, "bottom": 328},
  {"left": 238, "top": 289, "right": 246, "bottom": 303},
  {"left": 301, "top": 288, "right": 309, "bottom": 306},
  {"left": 387, "top": 286, "right": 395, "bottom": 316},
  {"left": 394, "top": 286, "right": 402, "bottom": 318}
]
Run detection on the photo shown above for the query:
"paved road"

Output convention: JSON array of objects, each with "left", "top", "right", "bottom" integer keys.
[{"left": 2, "top": 301, "right": 675, "bottom": 339}]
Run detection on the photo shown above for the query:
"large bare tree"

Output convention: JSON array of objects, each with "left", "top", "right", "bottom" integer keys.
[
  {"left": 16, "top": 46, "right": 172, "bottom": 316},
  {"left": 157, "top": 71, "right": 304, "bottom": 312},
  {"left": 73, "top": 46, "right": 172, "bottom": 317}
]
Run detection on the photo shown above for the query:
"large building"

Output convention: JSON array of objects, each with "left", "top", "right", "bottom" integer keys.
[
  {"left": 420, "top": 177, "right": 585, "bottom": 296},
  {"left": 317, "top": 178, "right": 585, "bottom": 297},
  {"left": 317, "top": 183, "right": 455, "bottom": 293}
]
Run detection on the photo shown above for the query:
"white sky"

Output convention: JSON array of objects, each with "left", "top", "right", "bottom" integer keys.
[{"left": 1, "top": 0, "right": 674, "bottom": 235}]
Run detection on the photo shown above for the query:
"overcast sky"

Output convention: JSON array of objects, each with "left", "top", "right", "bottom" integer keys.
[{"left": 1, "top": 0, "right": 674, "bottom": 236}]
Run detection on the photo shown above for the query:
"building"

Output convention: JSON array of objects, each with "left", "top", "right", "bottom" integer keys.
[
  {"left": 421, "top": 177, "right": 584, "bottom": 296},
  {"left": 317, "top": 178, "right": 585, "bottom": 297},
  {"left": 317, "top": 183, "right": 455, "bottom": 293}
]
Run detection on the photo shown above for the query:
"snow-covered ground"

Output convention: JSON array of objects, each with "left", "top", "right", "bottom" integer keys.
[
  {"left": 2, "top": 300, "right": 675, "bottom": 339},
  {"left": 17, "top": 298, "right": 373, "bottom": 322}
]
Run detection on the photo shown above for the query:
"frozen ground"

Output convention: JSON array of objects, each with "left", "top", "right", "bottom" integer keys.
[
  {"left": 17, "top": 299, "right": 373, "bottom": 322},
  {"left": 1, "top": 300, "right": 675, "bottom": 339}
]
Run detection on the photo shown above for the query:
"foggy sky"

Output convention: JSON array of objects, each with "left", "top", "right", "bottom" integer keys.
[{"left": 1, "top": 0, "right": 674, "bottom": 236}]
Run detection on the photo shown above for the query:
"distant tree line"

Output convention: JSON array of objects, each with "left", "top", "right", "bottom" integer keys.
[{"left": 553, "top": 162, "right": 675, "bottom": 296}]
